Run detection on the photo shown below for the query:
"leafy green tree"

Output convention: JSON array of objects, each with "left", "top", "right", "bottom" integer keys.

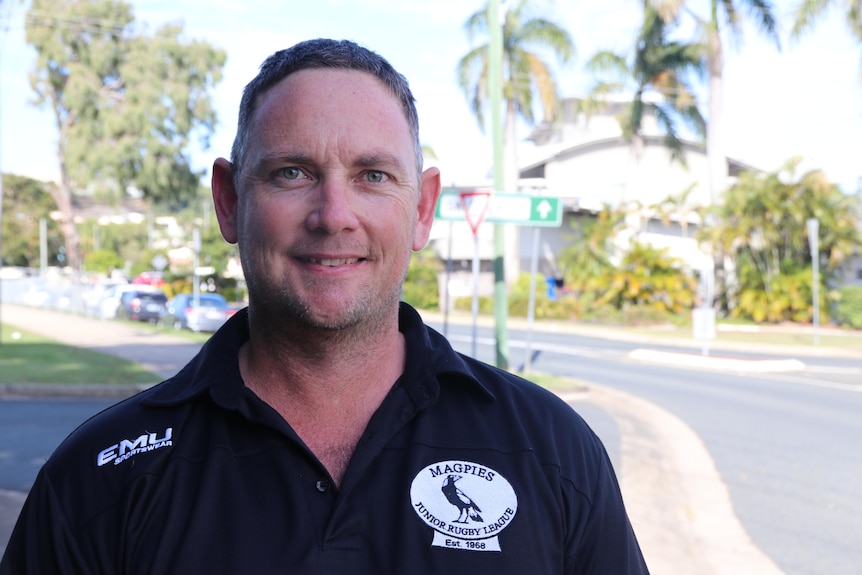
[
  {"left": 83, "top": 248, "right": 124, "bottom": 274},
  {"left": 0, "top": 174, "right": 64, "bottom": 267},
  {"left": 25, "top": 0, "right": 226, "bottom": 270},
  {"left": 585, "top": 1, "right": 705, "bottom": 166},
  {"left": 457, "top": 0, "right": 574, "bottom": 189},
  {"left": 700, "top": 158, "right": 861, "bottom": 322},
  {"left": 88, "top": 221, "right": 148, "bottom": 272},
  {"left": 653, "top": 0, "right": 779, "bottom": 202}
]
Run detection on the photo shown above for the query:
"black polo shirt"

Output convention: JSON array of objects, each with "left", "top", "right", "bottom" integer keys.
[{"left": 1, "top": 304, "right": 648, "bottom": 574}]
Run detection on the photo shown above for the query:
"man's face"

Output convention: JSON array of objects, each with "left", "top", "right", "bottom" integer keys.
[{"left": 216, "top": 68, "right": 439, "bottom": 331}]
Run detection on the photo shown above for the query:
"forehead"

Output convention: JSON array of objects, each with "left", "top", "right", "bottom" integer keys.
[{"left": 250, "top": 68, "right": 411, "bottom": 144}]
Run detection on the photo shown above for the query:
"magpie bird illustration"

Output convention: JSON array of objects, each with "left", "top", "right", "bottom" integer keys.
[{"left": 441, "top": 474, "right": 484, "bottom": 524}]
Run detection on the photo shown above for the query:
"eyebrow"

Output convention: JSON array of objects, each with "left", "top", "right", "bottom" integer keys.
[
  {"left": 354, "top": 153, "right": 408, "bottom": 173},
  {"left": 255, "top": 151, "right": 409, "bottom": 175}
]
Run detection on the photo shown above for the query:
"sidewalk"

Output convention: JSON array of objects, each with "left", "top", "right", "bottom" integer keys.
[{"left": 0, "top": 303, "right": 788, "bottom": 573}]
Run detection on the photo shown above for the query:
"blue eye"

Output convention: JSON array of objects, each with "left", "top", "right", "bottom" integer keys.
[
  {"left": 279, "top": 167, "right": 302, "bottom": 180},
  {"left": 366, "top": 170, "right": 386, "bottom": 183}
]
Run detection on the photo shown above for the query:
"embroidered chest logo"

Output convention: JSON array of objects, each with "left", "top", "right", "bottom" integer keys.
[
  {"left": 96, "top": 428, "right": 173, "bottom": 467},
  {"left": 410, "top": 460, "right": 518, "bottom": 552}
]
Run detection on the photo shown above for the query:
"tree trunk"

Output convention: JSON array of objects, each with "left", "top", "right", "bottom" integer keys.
[
  {"left": 52, "top": 153, "right": 81, "bottom": 272},
  {"left": 706, "top": 27, "right": 724, "bottom": 205},
  {"left": 706, "top": 24, "right": 727, "bottom": 313},
  {"left": 49, "top": 85, "right": 81, "bottom": 272}
]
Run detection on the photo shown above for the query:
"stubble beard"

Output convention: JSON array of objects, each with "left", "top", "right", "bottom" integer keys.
[{"left": 244, "top": 262, "right": 406, "bottom": 349}]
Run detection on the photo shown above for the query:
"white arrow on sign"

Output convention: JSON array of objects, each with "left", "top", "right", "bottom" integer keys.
[{"left": 536, "top": 199, "right": 552, "bottom": 220}]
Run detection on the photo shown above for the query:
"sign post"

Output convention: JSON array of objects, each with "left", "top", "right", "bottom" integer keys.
[
  {"left": 459, "top": 191, "right": 492, "bottom": 358},
  {"left": 807, "top": 218, "right": 820, "bottom": 345},
  {"left": 438, "top": 189, "right": 564, "bottom": 368}
]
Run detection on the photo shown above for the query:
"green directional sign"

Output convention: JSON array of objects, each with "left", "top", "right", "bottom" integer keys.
[{"left": 435, "top": 190, "right": 563, "bottom": 227}]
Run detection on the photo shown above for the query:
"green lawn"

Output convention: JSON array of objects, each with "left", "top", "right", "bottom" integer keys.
[{"left": 0, "top": 323, "right": 162, "bottom": 385}]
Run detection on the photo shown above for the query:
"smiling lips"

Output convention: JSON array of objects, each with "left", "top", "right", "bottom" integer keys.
[{"left": 306, "top": 257, "right": 364, "bottom": 267}]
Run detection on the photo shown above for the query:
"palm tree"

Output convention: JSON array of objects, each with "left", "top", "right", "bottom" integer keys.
[
  {"left": 585, "top": 1, "right": 706, "bottom": 167},
  {"left": 698, "top": 157, "right": 861, "bottom": 321},
  {"left": 558, "top": 205, "right": 626, "bottom": 296},
  {"left": 792, "top": 0, "right": 862, "bottom": 41},
  {"left": 650, "top": 182, "right": 700, "bottom": 238},
  {"left": 457, "top": 0, "right": 574, "bottom": 191},
  {"left": 792, "top": 0, "right": 862, "bottom": 84},
  {"left": 653, "top": 0, "right": 780, "bottom": 203}
]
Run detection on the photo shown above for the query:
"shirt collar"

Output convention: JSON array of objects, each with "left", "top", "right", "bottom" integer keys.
[{"left": 142, "top": 303, "right": 495, "bottom": 409}]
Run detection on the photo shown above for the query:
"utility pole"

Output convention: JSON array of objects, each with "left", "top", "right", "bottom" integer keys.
[
  {"left": 488, "top": 0, "right": 509, "bottom": 370},
  {"left": 0, "top": 41, "right": 5, "bottom": 344}
]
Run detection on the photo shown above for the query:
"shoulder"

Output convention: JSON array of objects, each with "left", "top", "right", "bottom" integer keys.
[
  {"left": 433, "top": 352, "right": 605, "bottom": 471},
  {"left": 43, "top": 383, "right": 187, "bottom": 482}
]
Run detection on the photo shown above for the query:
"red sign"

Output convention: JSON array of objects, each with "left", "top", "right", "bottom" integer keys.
[{"left": 459, "top": 191, "right": 492, "bottom": 236}]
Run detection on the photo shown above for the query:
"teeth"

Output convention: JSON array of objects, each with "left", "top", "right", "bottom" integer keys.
[{"left": 315, "top": 258, "right": 360, "bottom": 267}]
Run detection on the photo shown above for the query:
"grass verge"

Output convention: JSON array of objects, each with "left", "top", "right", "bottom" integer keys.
[
  {"left": 627, "top": 324, "right": 862, "bottom": 349},
  {"left": 0, "top": 323, "right": 162, "bottom": 385},
  {"left": 521, "top": 371, "right": 588, "bottom": 392}
]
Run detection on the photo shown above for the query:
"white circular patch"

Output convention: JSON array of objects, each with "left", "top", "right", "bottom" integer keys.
[{"left": 410, "top": 460, "right": 518, "bottom": 547}]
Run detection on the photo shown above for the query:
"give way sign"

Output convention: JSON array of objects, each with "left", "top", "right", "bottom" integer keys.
[{"left": 459, "top": 190, "right": 492, "bottom": 236}]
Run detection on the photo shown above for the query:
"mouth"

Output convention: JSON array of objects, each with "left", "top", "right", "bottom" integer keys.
[{"left": 305, "top": 257, "right": 364, "bottom": 267}]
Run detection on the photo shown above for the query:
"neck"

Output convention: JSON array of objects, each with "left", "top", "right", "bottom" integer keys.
[{"left": 238, "top": 306, "right": 406, "bottom": 485}]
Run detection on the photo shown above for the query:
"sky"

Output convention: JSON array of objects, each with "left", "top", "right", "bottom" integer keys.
[{"left": 0, "top": 0, "right": 860, "bottom": 194}]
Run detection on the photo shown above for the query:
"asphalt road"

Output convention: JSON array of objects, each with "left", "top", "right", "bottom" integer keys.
[{"left": 435, "top": 322, "right": 862, "bottom": 575}]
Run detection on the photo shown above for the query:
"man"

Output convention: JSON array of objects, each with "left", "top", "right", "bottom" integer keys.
[{"left": 1, "top": 39, "right": 648, "bottom": 573}]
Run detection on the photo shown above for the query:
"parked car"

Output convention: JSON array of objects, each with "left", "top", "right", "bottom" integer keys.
[
  {"left": 163, "top": 293, "right": 236, "bottom": 332},
  {"left": 117, "top": 289, "right": 168, "bottom": 323},
  {"left": 131, "top": 271, "right": 165, "bottom": 287},
  {"left": 99, "top": 284, "right": 159, "bottom": 319}
]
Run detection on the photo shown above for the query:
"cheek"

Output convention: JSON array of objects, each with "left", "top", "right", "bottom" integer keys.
[{"left": 239, "top": 197, "right": 294, "bottom": 244}]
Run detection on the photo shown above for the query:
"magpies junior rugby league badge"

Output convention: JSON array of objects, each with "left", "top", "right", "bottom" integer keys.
[{"left": 410, "top": 460, "right": 518, "bottom": 552}]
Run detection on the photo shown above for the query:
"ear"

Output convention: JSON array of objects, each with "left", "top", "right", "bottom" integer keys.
[
  {"left": 212, "top": 158, "right": 239, "bottom": 244},
  {"left": 412, "top": 166, "right": 441, "bottom": 251}
]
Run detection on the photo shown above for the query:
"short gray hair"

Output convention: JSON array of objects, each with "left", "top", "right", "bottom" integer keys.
[{"left": 230, "top": 38, "right": 422, "bottom": 180}]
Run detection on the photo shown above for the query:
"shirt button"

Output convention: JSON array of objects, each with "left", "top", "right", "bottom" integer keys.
[{"left": 315, "top": 479, "right": 330, "bottom": 493}]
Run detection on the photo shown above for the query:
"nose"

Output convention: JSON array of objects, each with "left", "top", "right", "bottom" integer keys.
[{"left": 305, "top": 178, "right": 360, "bottom": 234}]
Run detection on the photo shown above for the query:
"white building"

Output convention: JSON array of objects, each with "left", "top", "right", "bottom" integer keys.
[{"left": 428, "top": 98, "right": 755, "bottom": 304}]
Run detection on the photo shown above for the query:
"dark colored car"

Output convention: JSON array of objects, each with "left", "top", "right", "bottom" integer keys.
[
  {"left": 117, "top": 290, "right": 168, "bottom": 323},
  {"left": 163, "top": 292, "right": 236, "bottom": 332}
]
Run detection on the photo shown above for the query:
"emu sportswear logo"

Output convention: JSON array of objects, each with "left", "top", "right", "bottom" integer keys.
[
  {"left": 96, "top": 428, "right": 173, "bottom": 467},
  {"left": 410, "top": 460, "right": 518, "bottom": 552}
]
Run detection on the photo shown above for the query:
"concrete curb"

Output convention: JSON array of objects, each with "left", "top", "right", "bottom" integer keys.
[
  {"left": 0, "top": 383, "right": 155, "bottom": 399},
  {"left": 563, "top": 385, "right": 786, "bottom": 575},
  {"left": 628, "top": 349, "right": 807, "bottom": 373},
  {"left": 0, "top": 490, "right": 27, "bottom": 558}
]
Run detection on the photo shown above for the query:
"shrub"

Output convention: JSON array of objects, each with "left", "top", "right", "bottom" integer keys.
[
  {"left": 833, "top": 285, "right": 862, "bottom": 329},
  {"left": 402, "top": 250, "right": 441, "bottom": 310},
  {"left": 83, "top": 249, "right": 124, "bottom": 274},
  {"left": 508, "top": 273, "right": 579, "bottom": 320},
  {"left": 453, "top": 295, "right": 495, "bottom": 314}
]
